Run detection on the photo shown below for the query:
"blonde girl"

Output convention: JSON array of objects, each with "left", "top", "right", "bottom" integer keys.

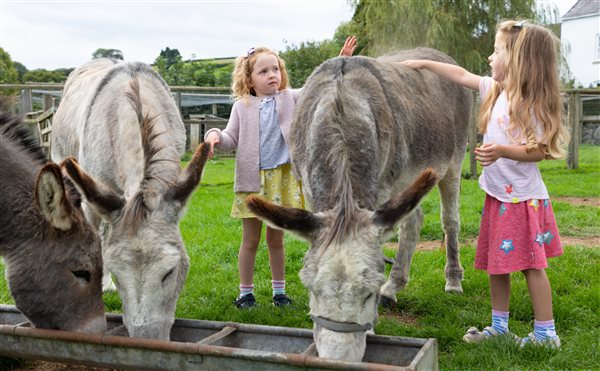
[
  {"left": 402, "top": 21, "right": 568, "bottom": 348},
  {"left": 205, "top": 38, "right": 356, "bottom": 309}
]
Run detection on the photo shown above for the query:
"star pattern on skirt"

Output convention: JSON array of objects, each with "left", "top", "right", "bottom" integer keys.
[
  {"left": 529, "top": 199, "right": 540, "bottom": 211},
  {"left": 534, "top": 230, "right": 555, "bottom": 246},
  {"left": 500, "top": 239, "right": 515, "bottom": 254},
  {"left": 499, "top": 203, "right": 507, "bottom": 216},
  {"left": 543, "top": 231, "right": 555, "bottom": 244}
]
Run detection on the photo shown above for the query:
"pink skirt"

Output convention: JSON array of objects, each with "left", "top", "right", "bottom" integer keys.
[{"left": 475, "top": 194, "right": 563, "bottom": 274}]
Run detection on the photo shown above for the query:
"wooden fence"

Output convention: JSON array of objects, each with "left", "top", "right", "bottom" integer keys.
[
  {"left": 1, "top": 84, "right": 598, "bottom": 167},
  {"left": 0, "top": 83, "right": 234, "bottom": 156}
]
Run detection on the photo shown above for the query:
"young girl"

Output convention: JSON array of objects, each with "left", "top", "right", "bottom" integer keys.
[
  {"left": 205, "top": 37, "right": 357, "bottom": 309},
  {"left": 402, "top": 20, "right": 569, "bottom": 348}
]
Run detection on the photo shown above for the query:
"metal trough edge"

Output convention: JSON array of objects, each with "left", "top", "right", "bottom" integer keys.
[{"left": 0, "top": 305, "right": 437, "bottom": 370}]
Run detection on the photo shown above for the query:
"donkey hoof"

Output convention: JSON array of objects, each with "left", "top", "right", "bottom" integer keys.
[
  {"left": 444, "top": 283, "right": 463, "bottom": 293},
  {"left": 378, "top": 295, "right": 397, "bottom": 309}
]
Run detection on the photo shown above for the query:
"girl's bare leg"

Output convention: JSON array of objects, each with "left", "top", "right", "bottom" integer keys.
[
  {"left": 266, "top": 226, "right": 285, "bottom": 281},
  {"left": 489, "top": 273, "right": 511, "bottom": 311},
  {"left": 238, "top": 218, "right": 262, "bottom": 285},
  {"left": 522, "top": 269, "right": 554, "bottom": 321}
]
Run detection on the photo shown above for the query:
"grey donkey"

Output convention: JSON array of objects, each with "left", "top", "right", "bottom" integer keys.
[
  {"left": 247, "top": 48, "right": 471, "bottom": 361},
  {"left": 51, "top": 59, "right": 210, "bottom": 340}
]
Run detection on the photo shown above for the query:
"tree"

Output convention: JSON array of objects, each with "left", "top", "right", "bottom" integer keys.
[
  {"left": 279, "top": 38, "right": 347, "bottom": 88},
  {"left": 92, "top": 48, "right": 124, "bottom": 60},
  {"left": 158, "top": 47, "right": 182, "bottom": 69},
  {"left": 153, "top": 50, "right": 233, "bottom": 88},
  {"left": 12, "top": 61, "right": 28, "bottom": 82},
  {"left": 0, "top": 48, "right": 19, "bottom": 84},
  {"left": 346, "top": 0, "right": 556, "bottom": 76},
  {"left": 23, "top": 69, "right": 68, "bottom": 83}
]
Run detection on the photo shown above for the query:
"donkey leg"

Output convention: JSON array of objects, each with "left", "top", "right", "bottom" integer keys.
[
  {"left": 79, "top": 203, "right": 115, "bottom": 291},
  {"left": 98, "top": 220, "right": 117, "bottom": 292},
  {"left": 380, "top": 206, "right": 424, "bottom": 307},
  {"left": 438, "top": 170, "right": 464, "bottom": 293}
]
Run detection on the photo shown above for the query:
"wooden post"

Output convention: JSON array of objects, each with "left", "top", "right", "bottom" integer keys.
[
  {"left": 175, "top": 92, "right": 182, "bottom": 114},
  {"left": 468, "top": 93, "right": 479, "bottom": 178},
  {"left": 189, "top": 123, "right": 200, "bottom": 151},
  {"left": 212, "top": 103, "right": 218, "bottom": 116},
  {"left": 20, "top": 88, "right": 32, "bottom": 114},
  {"left": 567, "top": 92, "right": 581, "bottom": 169},
  {"left": 43, "top": 94, "right": 53, "bottom": 111}
]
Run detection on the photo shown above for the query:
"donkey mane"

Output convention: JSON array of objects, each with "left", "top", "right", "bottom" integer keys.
[
  {"left": 319, "top": 79, "right": 370, "bottom": 248},
  {"left": 0, "top": 109, "right": 47, "bottom": 166},
  {"left": 0, "top": 101, "right": 82, "bottom": 208},
  {"left": 120, "top": 79, "right": 175, "bottom": 236}
]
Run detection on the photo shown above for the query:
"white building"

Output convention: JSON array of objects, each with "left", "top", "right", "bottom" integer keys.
[{"left": 561, "top": 0, "right": 600, "bottom": 87}]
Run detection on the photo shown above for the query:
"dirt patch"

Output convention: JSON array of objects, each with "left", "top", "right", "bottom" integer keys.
[
  {"left": 380, "top": 311, "right": 420, "bottom": 326},
  {"left": 553, "top": 196, "right": 600, "bottom": 208},
  {"left": 385, "top": 235, "right": 599, "bottom": 251},
  {"left": 560, "top": 236, "right": 600, "bottom": 247}
]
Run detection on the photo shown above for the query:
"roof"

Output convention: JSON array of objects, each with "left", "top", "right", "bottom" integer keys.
[{"left": 562, "top": 0, "right": 600, "bottom": 21}]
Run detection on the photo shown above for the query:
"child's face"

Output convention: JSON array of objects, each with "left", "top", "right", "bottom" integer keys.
[
  {"left": 489, "top": 32, "right": 508, "bottom": 83},
  {"left": 249, "top": 52, "right": 282, "bottom": 97}
]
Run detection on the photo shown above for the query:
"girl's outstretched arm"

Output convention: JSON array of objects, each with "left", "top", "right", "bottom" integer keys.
[{"left": 401, "top": 60, "right": 482, "bottom": 91}]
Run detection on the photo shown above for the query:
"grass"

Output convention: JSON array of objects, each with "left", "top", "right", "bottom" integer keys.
[{"left": 1, "top": 145, "right": 599, "bottom": 370}]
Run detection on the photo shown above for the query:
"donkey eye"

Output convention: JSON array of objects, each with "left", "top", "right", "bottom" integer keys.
[
  {"left": 72, "top": 270, "right": 91, "bottom": 283},
  {"left": 162, "top": 268, "right": 175, "bottom": 283},
  {"left": 363, "top": 293, "right": 373, "bottom": 306}
]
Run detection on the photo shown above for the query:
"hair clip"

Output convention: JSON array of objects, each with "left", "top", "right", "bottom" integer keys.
[
  {"left": 514, "top": 20, "right": 527, "bottom": 28},
  {"left": 246, "top": 47, "right": 256, "bottom": 58}
]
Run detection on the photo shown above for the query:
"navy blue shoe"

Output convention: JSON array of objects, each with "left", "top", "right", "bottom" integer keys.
[
  {"left": 273, "top": 294, "right": 292, "bottom": 307},
  {"left": 234, "top": 293, "right": 256, "bottom": 309}
]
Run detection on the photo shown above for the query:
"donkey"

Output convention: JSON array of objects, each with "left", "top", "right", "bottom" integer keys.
[
  {"left": 0, "top": 104, "right": 106, "bottom": 333},
  {"left": 51, "top": 59, "right": 210, "bottom": 340},
  {"left": 247, "top": 48, "right": 471, "bottom": 361}
]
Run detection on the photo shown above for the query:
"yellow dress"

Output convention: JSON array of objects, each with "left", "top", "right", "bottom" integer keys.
[{"left": 231, "top": 163, "right": 305, "bottom": 219}]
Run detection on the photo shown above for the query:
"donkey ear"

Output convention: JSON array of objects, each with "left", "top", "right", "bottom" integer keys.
[
  {"left": 168, "top": 142, "right": 210, "bottom": 205},
  {"left": 246, "top": 195, "right": 323, "bottom": 240},
  {"left": 36, "top": 163, "right": 74, "bottom": 231},
  {"left": 372, "top": 168, "right": 438, "bottom": 230},
  {"left": 61, "top": 157, "right": 125, "bottom": 217}
]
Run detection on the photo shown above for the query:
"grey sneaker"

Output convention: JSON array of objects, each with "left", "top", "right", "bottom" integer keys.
[
  {"left": 463, "top": 326, "right": 519, "bottom": 343},
  {"left": 520, "top": 332, "right": 561, "bottom": 349}
]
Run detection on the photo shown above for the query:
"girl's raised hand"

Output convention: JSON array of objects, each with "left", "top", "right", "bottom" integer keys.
[{"left": 339, "top": 36, "right": 357, "bottom": 57}]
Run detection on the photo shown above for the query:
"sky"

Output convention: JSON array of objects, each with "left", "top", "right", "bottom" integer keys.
[{"left": 1, "top": 0, "right": 578, "bottom": 71}]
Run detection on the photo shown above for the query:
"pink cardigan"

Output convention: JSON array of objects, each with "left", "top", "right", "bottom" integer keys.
[{"left": 204, "top": 89, "right": 300, "bottom": 192}]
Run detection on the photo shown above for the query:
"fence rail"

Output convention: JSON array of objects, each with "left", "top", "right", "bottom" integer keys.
[
  {"left": 1, "top": 84, "right": 598, "bottom": 167},
  {"left": 1, "top": 83, "right": 235, "bottom": 156}
]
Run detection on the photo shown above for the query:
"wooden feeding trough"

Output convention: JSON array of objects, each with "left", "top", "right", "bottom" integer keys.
[{"left": 0, "top": 304, "right": 437, "bottom": 370}]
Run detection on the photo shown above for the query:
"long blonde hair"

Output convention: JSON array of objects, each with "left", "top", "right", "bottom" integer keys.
[
  {"left": 230, "top": 47, "right": 289, "bottom": 102},
  {"left": 477, "top": 20, "right": 569, "bottom": 159}
]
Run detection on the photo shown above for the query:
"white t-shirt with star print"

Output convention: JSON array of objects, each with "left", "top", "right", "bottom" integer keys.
[{"left": 478, "top": 77, "right": 549, "bottom": 203}]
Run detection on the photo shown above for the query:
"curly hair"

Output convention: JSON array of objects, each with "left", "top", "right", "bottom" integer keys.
[
  {"left": 230, "top": 47, "right": 289, "bottom": 102},
  {"left": 477, "top": 20, "right": 569, "bottom": 159}
]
